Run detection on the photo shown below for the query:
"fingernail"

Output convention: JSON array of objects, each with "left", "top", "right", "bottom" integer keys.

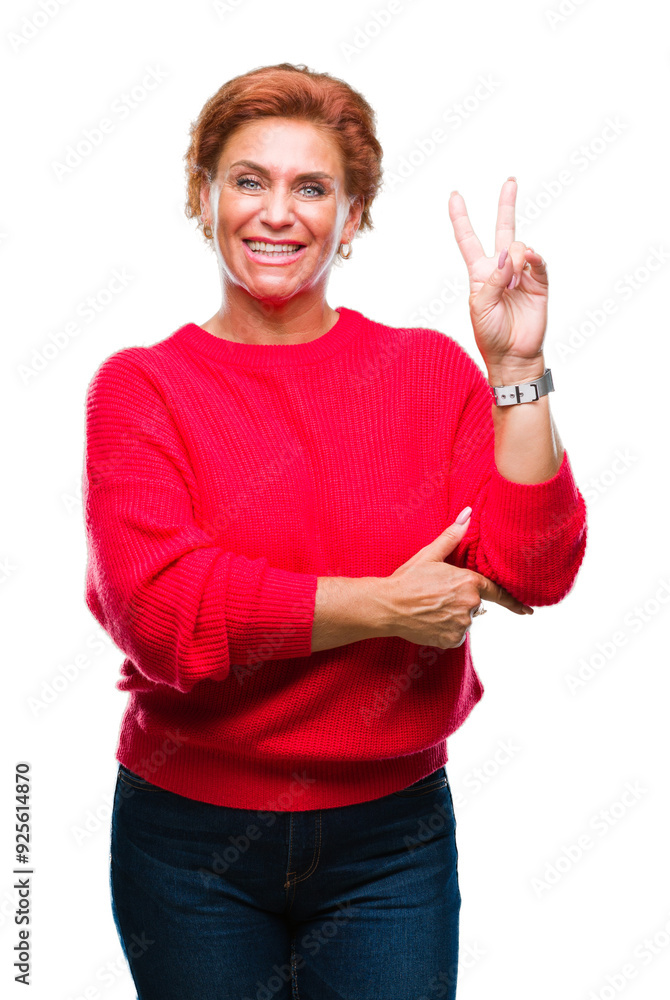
[
  {"left": 507, "top": 274, "right": 517, "bottom": 289},
  {"left": 498, "top": 247, "right": 508, "bottom": 269},
  {"left": 522, "top": 605, "right": 534, "bottom": 614},
  {"left": 455, "top": 506, "right": 472, "bottom": 524}
]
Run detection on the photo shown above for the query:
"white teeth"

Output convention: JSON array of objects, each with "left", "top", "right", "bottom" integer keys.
[{"left": 246, "top": 240, "right": 303, "bottom": 254}]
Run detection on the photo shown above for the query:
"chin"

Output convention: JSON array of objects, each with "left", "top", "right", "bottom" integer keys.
[{"left": 247, "top": 285, "right": 299, "bottom": 306}]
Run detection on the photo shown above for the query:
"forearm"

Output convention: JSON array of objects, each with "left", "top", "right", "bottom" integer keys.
[
  {"left": 311, "top": 576, "right": 392, "bottom": 652},
  {"left": 486, "top": 354, "right": 564, "bottom": 484}
]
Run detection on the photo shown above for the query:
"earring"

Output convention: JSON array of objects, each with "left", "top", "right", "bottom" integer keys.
[
  {"left": 339, "top": 242, "right": 352, "bottom": 259},
  {"left": 203, "top": 220, "right": 213, "bottom": 239}
]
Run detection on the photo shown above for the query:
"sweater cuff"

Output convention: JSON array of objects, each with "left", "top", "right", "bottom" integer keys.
[
  {"left": 251, "top": 566, "right": 318, "bottom": 661},
  {"left": 484, "top": 450, "right": 583, "bottom": 536}
]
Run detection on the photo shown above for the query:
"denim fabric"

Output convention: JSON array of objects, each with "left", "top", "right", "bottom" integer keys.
[{"left": 110, "top": 762, "right": 461, "bottom": 999}]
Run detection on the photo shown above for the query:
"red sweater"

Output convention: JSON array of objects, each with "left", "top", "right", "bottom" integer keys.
[{"left": 82, "top": 306, "right": 587, "bottom": 811}]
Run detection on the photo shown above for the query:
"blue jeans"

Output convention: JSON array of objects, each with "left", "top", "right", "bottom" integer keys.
[{"left": 110, "top": 761, "right": 461, "bottom": 1000}]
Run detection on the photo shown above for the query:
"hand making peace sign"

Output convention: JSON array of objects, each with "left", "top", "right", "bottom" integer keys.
[{"left": 448, "top": 177, "right": 548, "bottom": 374}]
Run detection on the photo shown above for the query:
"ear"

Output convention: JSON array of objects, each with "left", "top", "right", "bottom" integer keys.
[
  {"left": 344, "top": 195, "right": 364, "bottom": 242},
  {"left": 199, "top": 178, "right": 212, "bottom": 219}
]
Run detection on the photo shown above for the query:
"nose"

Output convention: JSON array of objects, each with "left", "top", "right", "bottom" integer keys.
[{"left": 258, "top": 185, "right": 296, "bottom": 229}]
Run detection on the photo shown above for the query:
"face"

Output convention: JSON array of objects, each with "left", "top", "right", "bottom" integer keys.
[{"left": 200, "top": 117, "right": 363, "bottom": 305}]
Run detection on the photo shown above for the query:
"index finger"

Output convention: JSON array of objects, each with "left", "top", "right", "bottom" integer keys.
[
  {"left": 448, "top": 190, "right": 486, "bottom": 269},
  {"left": 476, "top": 574, "right": 533, "bottom": 615}
]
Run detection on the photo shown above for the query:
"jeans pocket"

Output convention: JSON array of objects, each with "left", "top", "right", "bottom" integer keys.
[
  {"left": 392, "top": 765, "right": 448, "bottom": 797},
  {"left": 117, "top": 763, "right": 163, "bottom": 792}
]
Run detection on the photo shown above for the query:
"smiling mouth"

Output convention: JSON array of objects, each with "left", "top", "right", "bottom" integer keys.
[{"left": 243, "top": 240, "right": 306, "bottom": 256}]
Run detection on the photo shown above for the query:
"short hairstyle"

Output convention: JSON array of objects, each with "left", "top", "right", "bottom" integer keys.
[{"left": 184, "top": 62, "right": 384, "bottom": 249}]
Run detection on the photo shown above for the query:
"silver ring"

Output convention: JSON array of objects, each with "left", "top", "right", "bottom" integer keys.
[{"left": 471, "top": 604, "right": 487, "bottom": 618}]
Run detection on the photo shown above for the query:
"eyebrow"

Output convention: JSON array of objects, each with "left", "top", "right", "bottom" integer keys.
[{"left": 228, "top": 160, "right": 334, "bottom": 181}]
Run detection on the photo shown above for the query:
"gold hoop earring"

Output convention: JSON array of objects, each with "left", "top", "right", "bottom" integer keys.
[
  {"left": 203, "top": 220, "right": 213, "bottom": 239},
  {"left": 338, "top": 242, "right": 352, "bottom": 260}
]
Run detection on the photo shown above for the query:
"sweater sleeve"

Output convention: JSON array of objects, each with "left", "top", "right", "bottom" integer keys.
[
  {"left": 82, "top": 351, "right": 318, "bottom": 694},
  {"left": 444, "top": 346, "right": 588, "bottom": 607}
]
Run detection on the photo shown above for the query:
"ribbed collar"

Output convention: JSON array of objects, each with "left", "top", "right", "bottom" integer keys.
[{"left": 170, "top": 306, "right": 364, "bottom": 369}]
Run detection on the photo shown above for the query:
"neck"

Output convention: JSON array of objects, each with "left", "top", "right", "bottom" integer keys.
[{"left": 201, "top": 286, "right": 340, "bottom": 345}]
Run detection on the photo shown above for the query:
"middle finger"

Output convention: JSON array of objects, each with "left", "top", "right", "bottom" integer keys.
[{"left": 495, "top": 177, "right": 517, "bottom": 254}]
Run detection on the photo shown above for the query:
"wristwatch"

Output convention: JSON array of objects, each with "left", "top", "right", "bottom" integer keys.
[{"left": 489, "top": 368, "right": 554, "bottom": 406}]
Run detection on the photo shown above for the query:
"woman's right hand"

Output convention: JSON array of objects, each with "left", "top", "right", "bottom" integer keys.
[{"left": 381, "top": 510, "right": 533, "bottom": 649}]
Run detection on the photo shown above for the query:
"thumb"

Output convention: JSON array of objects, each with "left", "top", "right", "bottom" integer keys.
[{"left": 422, "top": 507, "right": 472, "bottom": 560}]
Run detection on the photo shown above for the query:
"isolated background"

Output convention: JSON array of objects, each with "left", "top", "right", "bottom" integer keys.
[{"left": 3, "top": 0, "right": 669, "bottom": 997}]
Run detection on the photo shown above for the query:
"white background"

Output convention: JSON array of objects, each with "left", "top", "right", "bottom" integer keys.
[{"left": 3, "top": 0, "right": 669, "bottom": 997}]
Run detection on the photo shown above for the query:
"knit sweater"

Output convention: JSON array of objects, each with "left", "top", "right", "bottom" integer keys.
[{"left": 82, "top": 305, "right": 588, "bottom": 811}]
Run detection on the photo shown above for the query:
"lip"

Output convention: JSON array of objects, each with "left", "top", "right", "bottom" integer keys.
[
  {"left": 241, "top": 239, "right": 307, "bottom": 266},
  {"left": 243, "top": 238, "right": 306, "bottom": 246}
]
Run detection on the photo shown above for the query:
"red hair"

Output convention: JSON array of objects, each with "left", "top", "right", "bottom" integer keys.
[{"left": 184, "top": 62, "right": 384, "bottom": 248}]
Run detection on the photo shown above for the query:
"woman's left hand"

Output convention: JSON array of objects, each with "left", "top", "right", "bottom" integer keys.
[{"left": 448, "top": 177, "right": 548, "bottom": 373}]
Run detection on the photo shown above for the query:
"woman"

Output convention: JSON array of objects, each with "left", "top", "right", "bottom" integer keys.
[{"left": 83, "top": 62, "right": 587, "bottom": 999}]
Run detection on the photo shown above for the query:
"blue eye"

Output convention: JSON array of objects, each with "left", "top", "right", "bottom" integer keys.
[
  {"left": 236, "top": 176, "right": 326, "bottom": 196},
  {"left": 300, "top": 183, "right": 326, "bottom": 196}
]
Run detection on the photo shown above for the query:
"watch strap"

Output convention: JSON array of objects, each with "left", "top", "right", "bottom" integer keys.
[{"left": 490, "top": 368, "right": 554, "bottom": 406}]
